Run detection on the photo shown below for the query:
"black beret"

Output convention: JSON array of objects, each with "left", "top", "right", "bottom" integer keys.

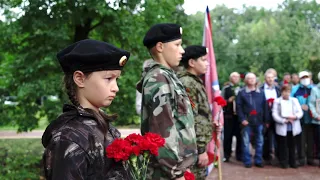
[
  {"left": 181, "top": 45, "right": 207, "bottom": 64},
  {"left": 143, "top": 23, "right": 182, "bottom": 48},
  {"left": 57, "top": 39, "right": 130, "bottom": 73}
]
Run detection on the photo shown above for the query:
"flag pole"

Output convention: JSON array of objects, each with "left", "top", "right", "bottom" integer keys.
[
  {"left": 203, "top": 6, "right": 223, "bottom": 180},
  {"left": 217, "top": 112, "right": 222, "bottom": 180}
]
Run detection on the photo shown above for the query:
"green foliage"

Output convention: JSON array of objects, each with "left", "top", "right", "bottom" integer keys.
[
  {"left": 0, "top": 0, "right": 187, "bottom": 130},
  {"left": 0, "top": 139, "right": 44, "bottom": 180},
  {"left": 1, "top": 0, "right": 320, "bottom": 131}
]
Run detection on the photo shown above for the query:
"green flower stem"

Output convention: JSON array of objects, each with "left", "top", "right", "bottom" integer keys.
[
  {"left": 129, "top": 155, "right": 140, "bottom": 179},
  {"left": 142, "top": 151, "right": 150, "bottom": 180}
]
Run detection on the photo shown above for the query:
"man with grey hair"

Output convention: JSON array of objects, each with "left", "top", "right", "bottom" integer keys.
[
  {"left": 260, "top": 71, "right": 281, "bottom": 164},
  {"left": 222, "top": 72, "right": 242, "bottom": 162},
  {"left": 309, "top": 71, "right": 320, "bottom": 167},
  {"left": 236, "top": 73, "right": 269, "bottom": 168},
  {"left": 265, "top": 68, "right": 279, "bottom": 86}
]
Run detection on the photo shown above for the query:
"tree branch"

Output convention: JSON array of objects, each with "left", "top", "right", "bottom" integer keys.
[{"left": 89, "top": 17, "right": 106, "bottom": 31}]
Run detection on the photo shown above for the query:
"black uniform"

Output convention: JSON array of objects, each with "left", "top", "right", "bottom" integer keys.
[
  {"left": 222, "top": 83, "right": 242, "bottom": 161},
  {"left": 42, "top": 104, "right": 129, "bottom": 180}
]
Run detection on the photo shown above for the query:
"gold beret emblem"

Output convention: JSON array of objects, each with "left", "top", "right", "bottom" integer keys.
[{"left": 119, "top": 56, "right": 127, "bottom": 66}]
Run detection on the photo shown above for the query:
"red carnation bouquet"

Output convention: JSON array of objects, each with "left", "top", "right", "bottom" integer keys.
[
  {"left": 106, "top": 133, "right": 165, "bottom": 180},
  {"left": 267, "top": 98, "right": 275, "bottom": 107},
  {"left": 214, "top": 96, "right": 227, "bottom": 107},
  {"left": 250, "top": 109, "right": 257, "bottom": 115},
  {"left": 184, "top": 171, "right": 195, "bottom": 180},
  {"left": 213, "top": 96, "right": 227, "bottom": 127}
]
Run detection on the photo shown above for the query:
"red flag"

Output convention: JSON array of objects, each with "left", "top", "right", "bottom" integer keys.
[{"left": 203, "top": 6, "right": 224, "bottom": 174}]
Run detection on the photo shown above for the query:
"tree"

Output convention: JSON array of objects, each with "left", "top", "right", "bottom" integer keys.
[{"left": 0, "top": 0, "right": 186, "bottom": 131}]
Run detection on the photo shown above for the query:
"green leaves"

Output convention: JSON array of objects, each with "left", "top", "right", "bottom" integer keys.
[
  {"left": 0, "top": 0, "right": 187, "bottom": 130},
  {"left": 1, "top": 0, "right": 320, "bottom": 131},
  {"left": 0, "top": 139, "right": 43, "bottom": 179}
]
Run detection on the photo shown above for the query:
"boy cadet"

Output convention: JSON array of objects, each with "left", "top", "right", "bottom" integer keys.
[
  {"left": 177, "top": 45, "right": 212, "bottom": 180},
  {"left": 136, "top": 23, "right": 197, "bottom": 180}
]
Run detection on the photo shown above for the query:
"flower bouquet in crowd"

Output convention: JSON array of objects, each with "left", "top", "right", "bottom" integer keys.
[
  {"left": 267, "top": 98, "right": 275, "bottom": 108},
  {"left": 106, "top": 133, "right": 165, "bottom": 180},
  {"left": 214, "top": 96, "right": 227, "bottom": 123},
  {"left": 184, "top": 171, "right": 195, "bottom": 180}
]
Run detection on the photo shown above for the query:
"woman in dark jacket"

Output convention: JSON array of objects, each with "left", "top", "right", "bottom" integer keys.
[{"left": 42, "top": 39, "right": 130, "bottom": 179}]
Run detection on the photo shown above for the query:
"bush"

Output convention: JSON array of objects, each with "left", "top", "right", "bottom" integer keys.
[{"left": 0, "top": 139, "right": 44, "bottom": 180}]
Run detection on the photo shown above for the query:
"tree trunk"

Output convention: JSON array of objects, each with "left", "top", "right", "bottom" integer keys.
[{"left": 73, "top": 18, "right": 92, "bottom": 42}]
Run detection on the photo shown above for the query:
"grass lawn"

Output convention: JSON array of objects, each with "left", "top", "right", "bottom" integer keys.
[
  {"left": 0, "top": 117, "right": 49, "bottom": 131},
  {"left": 0, "top": 139, "right": 44, "bottom": 180},
  {"left": 0, "top": 118, "right": 140, "bottom": 131}
]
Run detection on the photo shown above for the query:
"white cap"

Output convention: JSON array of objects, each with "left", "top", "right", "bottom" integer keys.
[{"left": 299, "top": 71, "right": 309, "bottom": 78}]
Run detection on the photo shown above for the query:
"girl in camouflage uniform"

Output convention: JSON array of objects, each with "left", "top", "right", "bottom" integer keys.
[{"left": 42, "top": 39, "right": 130, "bottom": 179}]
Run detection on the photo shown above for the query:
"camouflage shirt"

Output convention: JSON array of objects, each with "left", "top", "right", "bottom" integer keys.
[
  {"left": 137, "top": 61, "right": 197, "bottom": 179},
  {"left": 177, "top": 71, "right": 212, "bottom": 154},
  {"left": 42, "top": 104, "right": 129, "bottom": 180}
]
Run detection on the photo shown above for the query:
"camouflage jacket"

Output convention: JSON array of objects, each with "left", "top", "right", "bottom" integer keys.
[
  {"left": 137, "top": 61, "right": 197, "bottom": 179},
  {"left": 177, "top": 71, "right": 213, "bottom": 154},
  {"left": 42, "top": 104, "right": 129, "bottom": 180}
]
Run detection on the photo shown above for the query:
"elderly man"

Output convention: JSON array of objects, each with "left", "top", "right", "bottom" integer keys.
[
  {"left": 222, "top": 72, "right": 242, "bottom": 162},
  {"left": 236, "top": 73, "right": 269, "bottom": 168},
  {"left": 260, "top": 71, "right": 281, "bottom": 164},
  {"left": 265, "top": 68, "right": 279, "bottom": 86}
]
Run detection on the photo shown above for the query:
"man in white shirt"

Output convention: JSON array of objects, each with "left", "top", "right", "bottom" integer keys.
[{"left": 260, "top": 71, "right": 281, "bottom": 164}]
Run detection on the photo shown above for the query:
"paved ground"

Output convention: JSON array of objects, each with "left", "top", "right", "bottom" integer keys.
[
  {"left": 207, "top": 156, "right": 320, "bottom": 180},
  {"left": 1, "top": 130, "right": 319, "bottom": 179}
]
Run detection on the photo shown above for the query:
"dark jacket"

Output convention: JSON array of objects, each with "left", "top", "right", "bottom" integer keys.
[
  {"left": 222, "top": 83, "right": 241, "bottom": 117},
  {"left": 42, "top": 104, "right": 128, "bottom": 180},
  {"left": 259, "top": 84, "right": 281, "bottom": 125},
  {"left": 236, "top": 87, "right": 270, "bottom": 125}
]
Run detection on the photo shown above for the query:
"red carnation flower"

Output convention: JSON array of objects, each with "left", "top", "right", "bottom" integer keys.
[
  {"left": 284, "top": 80, "right": 289, "bottom": 84},
  {"left": 267, "top": 98, "right": 275, "bottom": 104},
  {"left": 303, "top": 94, "right": 309, "bottom": 98},
  {"left": 184, "top": 171, "right": 195, "bottom": 180},
  {"left": 240, "top": 74, "right": 245, "bottom": 79},
  {"left": 144, "top": 132, "right": 165, "bottom": 147},
  {"left": 124, "top": 133, "right": 144, "bottom": 156},
  {"left": 250, "top": 110, "right": 257, "bottom": 115},
  {"left": 125, "top": 133, "right": 144, "bottom": 145},
  {"left": 106, "top": 139, "right": 132, "bottom": 162},
  {"left": 207, "top": 152, "right": 219, "bottom": 165},
  {"left": 137, "top": 133, "right": 165, "bottom": 156},
  {"left": 214, "top": 96, "right": 227, "bottom": 107},
  {"left": 139, "top": 138, "right": 159, "bottom": 156},
  {"left": 267, "top": 98, "right": 275, "bottom": 107}
]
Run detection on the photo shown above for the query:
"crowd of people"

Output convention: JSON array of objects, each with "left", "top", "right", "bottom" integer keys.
[{"left": 221, "top": 69, "right": 320, "bottom": 169}]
